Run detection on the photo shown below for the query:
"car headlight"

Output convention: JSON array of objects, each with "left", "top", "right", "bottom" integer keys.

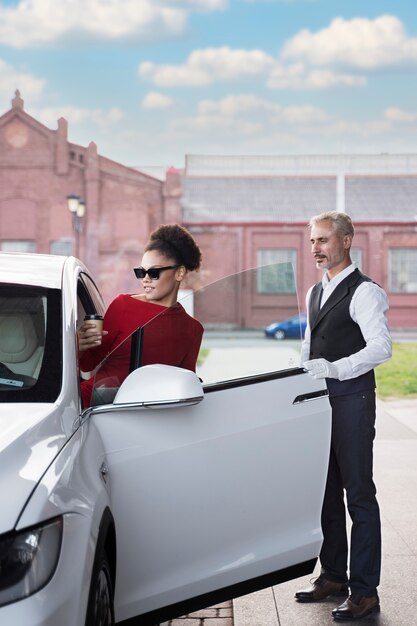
[{"left": 0, "top": 517, "right": 63, "bottom": 607}]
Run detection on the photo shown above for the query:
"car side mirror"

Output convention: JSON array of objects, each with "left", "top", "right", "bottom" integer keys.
[{"left": 113, "top": 364, "right": 204, "bottom": 409}]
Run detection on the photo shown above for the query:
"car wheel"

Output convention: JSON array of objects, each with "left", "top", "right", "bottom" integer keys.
[
  {"left": 274, "top": 329, "right": 286, "bottom": 340},
  {"left": 85, "top": 547, "right": 115, "bottom": 626}
]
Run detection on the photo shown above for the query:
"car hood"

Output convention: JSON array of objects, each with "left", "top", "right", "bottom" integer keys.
[{"left": 0, "top": 403, "right": 68, "bottom": 534}]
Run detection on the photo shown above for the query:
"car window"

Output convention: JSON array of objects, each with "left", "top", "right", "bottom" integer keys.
[
  {"left": 88, "top": 263, "right": 302, "bottom": 406},
  {"left": 0, "top": 284, "right": 62, "bottom": 403},
  {"left": 77, "top": 273, "right": 105, "bottom": 330},
  {"left": 194, "top": 263, "right": 302, "bottom": 384},
  {"left": 79, "top": 272, "right": 105, "bottom": 317}
]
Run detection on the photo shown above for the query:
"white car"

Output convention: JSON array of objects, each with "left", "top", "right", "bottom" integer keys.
[{"left": 0, "top": 252, "right": 331, "bottom": 626}]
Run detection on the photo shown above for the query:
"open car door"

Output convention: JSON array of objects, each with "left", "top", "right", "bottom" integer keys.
[{"left": 84, "top": 264, "right": 331, "bottom": 625}]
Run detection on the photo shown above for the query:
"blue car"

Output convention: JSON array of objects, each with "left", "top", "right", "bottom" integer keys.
[{"left": 265, "top": 313, "right": 307, "bottom": 340}]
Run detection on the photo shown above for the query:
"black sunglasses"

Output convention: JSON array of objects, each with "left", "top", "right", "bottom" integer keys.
[{"left": 133, "top": 265, "right": 180, "bottom": 280}]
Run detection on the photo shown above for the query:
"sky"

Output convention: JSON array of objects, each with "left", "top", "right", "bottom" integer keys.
[{"left": 1, "top": 0, "right": 417, "bottom": 170}]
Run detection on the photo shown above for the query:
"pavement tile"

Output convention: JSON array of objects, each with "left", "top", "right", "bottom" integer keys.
[
  {"left": 159, "top": 615, "right": 233, "bottom": 626},
  {"left": 185, "top": 609, "right": 232, "bottom": 618},
  {"left": 167, "top": 601, "right": 234, "bottom": 625},
  {"left": 234, "top": 399, "right": 417, "bottom": 626},
  {"left": 383, "top": 518, "right": 417, "bottom": 555},
  {"left": 233, "top": 588, "right": 279, "bottom": 626},
  {"left": 273, "top": 572, "right": 349, "bottom": 626},
  {"left": 165, "top": 398, "right": 417, "bottom": 626}
]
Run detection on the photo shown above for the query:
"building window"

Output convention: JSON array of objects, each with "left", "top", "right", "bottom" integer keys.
[
  {"left": 389, "top": 248, "right": 417, "bottom": 293},
  {"left": 257, "top": 249, "right": 296, "bottom": 294},
  {"left": 50, "top": 239, "right": 73, "bottom": 256},
  {"left": 351, "top": 247, "right": 362, "bottom": 271},
  {"left": 0, "top": 240, "right": 36, "bottom": 253}
]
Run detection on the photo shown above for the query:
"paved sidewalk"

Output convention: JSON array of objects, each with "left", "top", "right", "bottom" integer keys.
[
  {"left": 233, "top": 398, "right": 417, "bottom": 625},
  {"left": 167, "top": 399, "right": 417, "bottom": 626},
  {"left": 162, "top": 601, "right": 233, "bottom": 625}
]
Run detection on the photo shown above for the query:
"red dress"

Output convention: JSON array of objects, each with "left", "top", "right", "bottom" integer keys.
[{"left": 79, "top": 294, "right": 203, "bottom": 407}]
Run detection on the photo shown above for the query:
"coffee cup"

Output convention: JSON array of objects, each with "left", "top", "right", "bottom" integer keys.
[{"left": 84, "top": 314, "right": 104, "bottom": 333}]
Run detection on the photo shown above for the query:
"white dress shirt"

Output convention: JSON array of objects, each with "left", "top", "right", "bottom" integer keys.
[{"left": 301, "top": 264, "right": 392, "bottom": 381}]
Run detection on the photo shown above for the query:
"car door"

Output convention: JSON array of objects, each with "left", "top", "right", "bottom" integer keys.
[{"left": 84, "top": 264, "right": 331, "bottom": 625}]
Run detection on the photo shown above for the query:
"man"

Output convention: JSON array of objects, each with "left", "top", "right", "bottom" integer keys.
[{"left": 295, "top": 211, "right": 391, "bottom": 621}]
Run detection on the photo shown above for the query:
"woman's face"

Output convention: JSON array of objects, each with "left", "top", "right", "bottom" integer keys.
[{"left": 139, "top": 250, "right": 184, "bottom": 307}]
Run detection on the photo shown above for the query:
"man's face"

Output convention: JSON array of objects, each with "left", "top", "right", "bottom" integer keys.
[{"left": 310, "top": 220, "right": 352, "bottom": 277}]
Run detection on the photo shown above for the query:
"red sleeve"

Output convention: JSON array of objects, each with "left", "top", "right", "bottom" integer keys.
[
  {"left": 179, "top": 320, "right": 204, "bottom": 372},
  {"left": 79, "top": 295, "right": 127, "bottom": 373}
]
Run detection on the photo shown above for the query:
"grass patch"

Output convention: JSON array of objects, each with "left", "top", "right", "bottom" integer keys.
[
  {"left": 376, "top": 342, "right": 417, "bottom": 399},
  {"left": 197, "top": 347, "right": 209, "bottom": 367},
  {"left": 196, "top": 343, "right": 417, "bottom": 399}
]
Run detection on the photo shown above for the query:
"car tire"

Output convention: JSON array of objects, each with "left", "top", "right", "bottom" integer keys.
[
  {"left": 274, "top": 329, "right": 286, "bottom": 340},
  {"left": 85, "top": 546, "right": 115, "bottom": 626}
]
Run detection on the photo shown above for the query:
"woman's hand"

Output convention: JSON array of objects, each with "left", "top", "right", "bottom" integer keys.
[{"left": 77, "top": 321, "right": 108, "bottom": 352}]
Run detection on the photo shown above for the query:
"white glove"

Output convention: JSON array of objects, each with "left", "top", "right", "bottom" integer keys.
[{"left": 303, "top": 358, "right": 339, "bottom": 380}]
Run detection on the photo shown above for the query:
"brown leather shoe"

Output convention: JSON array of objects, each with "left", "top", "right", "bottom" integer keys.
[
  {"left": 332, "top": 595, "right": 380, "bottom": 621},
  {"left": 295, "top": 576, "right": 349, "bottom": 603}
]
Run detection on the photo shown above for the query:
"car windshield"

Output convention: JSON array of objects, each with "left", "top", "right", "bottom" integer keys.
[
  {"left": 0, "top": 284, "right": 62, "bottom": 403},
  {"left": 88, "top": 262, "right": 303, "bottom": 406}
]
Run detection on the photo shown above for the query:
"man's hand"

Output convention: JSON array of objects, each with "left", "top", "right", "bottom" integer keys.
[{"left": 303, "top": 358, "right": 339, "bottom": 379}]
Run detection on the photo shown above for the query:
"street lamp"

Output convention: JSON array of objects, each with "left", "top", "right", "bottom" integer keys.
[{"left": 67, "top": 193, "right": 86, "bottom": 258}]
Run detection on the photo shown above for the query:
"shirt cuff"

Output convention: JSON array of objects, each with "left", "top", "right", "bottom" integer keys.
[{"left": 333, "top": 357, "right": 353, "bottom": 381}]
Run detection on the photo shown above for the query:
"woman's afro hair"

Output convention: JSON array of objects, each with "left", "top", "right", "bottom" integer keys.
[{"left": 145, "top": 223, "right": 202, "bottom": 271}]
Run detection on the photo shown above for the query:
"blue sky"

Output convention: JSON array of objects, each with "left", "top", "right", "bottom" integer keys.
[{"left": 1, "top": 0, "right": 417, "bottom": 169}]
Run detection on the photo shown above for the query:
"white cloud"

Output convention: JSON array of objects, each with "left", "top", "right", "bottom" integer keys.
[
  {"left": 34, "top": 105, "right": 124, "bottom": 128},
  {"left": 138, "top": 16, "right": 417, "bottom": 94},
  {"left": 242, "top": 0, "right": 317, "bottom": 3},
  {"left": 0, "top": 59, "right": 45, "bottom": 104},
  {"left": 198, "top": 93, "right": 279, "bottom": 116},
  {"left": 142, "top": 92, "right": 174, "bottom": 109},
  {"left": 172, "top": 111, "right": 262, "bottom": 135},
  {"left": 163, "top": 94, "right": 406, "bottom": 154},
  {"left": 279, "top": 105, "right": 329, "bottom": 124},
  {"left": 384, "top": 107, "right": 417, "bottom": 123},
  {"left": 169, "top": 95, "right": 274, "bottom": 137},
  {"left": 196, "top": 93, "right": 329, "bottom": 124},
  {"left": 267, "top": 62, "right": 366, "bottom": 89},
  {"left": 64, "top": 101, "right": 415, "bottom": 166},
  {"left": 323, "top": 119, "right": 391, "bottom": 138},
  {"left": 139, "top": 47, "right": 276, "bottom": 86},
  {"left": 0, "top": 0, "right": 227, "bottom": 48},
  {"left": 174, "top": 0, "right": 227, "bottom": 7},
  {"left": 281, "top": 15, "right": 417, "bottom": 69},
  {"left": 140, "top": 46, "right": 366, "bottom": 91}
]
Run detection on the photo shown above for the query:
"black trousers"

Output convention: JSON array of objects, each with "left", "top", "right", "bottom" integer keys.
[{"left": 320, "top": 389, "right": 381, "bottom": 598}]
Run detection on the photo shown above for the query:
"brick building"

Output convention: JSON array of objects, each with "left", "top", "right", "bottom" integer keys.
[
  {"left": 0, "top": 91, "right": 168, "bottom": 305},
  {"left": 182, "top": 154, "right": 417, "bottom": 330},
  {"left": 1, "top": 93, "right": 416, "bottom": 329}
]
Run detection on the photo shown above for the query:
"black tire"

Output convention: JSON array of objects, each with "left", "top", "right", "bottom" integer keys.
[
  {"left": 85, "top": 546, "right": 115, "bottom": 626},
  {"left": 274, "top": 329, "right": 286, "bottom": 340}
]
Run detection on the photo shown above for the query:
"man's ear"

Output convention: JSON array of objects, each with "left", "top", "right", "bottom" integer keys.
[{"left": 343, "top": 235, "right": 353, "bottom": 249}]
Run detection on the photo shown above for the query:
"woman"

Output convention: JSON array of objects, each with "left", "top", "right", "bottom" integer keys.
[{"left": 78, "top": 224, "right": 203, "bottom": 407}]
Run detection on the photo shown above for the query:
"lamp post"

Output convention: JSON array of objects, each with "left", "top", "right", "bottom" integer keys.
[{"left": 67, "top": 193, "right": 86, "bottom": 258}]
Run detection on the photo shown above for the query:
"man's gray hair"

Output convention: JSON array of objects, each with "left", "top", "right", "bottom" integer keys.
[{"left": 308, "top": 211, "right": 355, "bottom": 238}]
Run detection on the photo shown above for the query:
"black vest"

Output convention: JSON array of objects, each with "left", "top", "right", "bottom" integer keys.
[{"left": 309, "top": 269, "right": 376, "bottom": 397}]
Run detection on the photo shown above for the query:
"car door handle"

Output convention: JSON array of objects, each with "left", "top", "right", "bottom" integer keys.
[{"left": 293, "top": 390, "right": 328, "bottom": 404}]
